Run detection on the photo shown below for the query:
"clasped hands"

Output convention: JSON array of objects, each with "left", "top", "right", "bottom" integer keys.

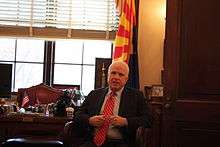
[{"left": 89, "top": 115, "right": 128, "bottom": 127}]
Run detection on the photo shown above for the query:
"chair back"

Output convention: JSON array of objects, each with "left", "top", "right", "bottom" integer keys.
[{"left": 17, "top": 83, "right": 63, "bottom": 107}]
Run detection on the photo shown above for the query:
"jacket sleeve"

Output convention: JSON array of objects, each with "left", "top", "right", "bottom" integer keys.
[
  {"left": 127, "top": 90, "right": 153, "bottom": 129},
  {"left": 121, "top": 89, "right": 153, "bottom": 138}
]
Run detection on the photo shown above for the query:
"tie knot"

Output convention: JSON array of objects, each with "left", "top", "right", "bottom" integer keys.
[{"left": 110, "top": 91, "right": 117, "bottom": 97}]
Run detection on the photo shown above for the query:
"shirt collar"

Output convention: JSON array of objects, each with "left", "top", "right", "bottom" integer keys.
[{"left": 108, "top": 87, "right": 124, "bottom": 98}]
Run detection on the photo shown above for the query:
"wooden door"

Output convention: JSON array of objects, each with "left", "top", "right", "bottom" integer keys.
[{"left": 163, "top": 0, "right": 220, "bottom": 147}]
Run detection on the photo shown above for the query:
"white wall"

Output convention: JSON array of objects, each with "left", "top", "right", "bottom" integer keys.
[{"left": 138, "top": 0, "right": 166, "bottom": 91}]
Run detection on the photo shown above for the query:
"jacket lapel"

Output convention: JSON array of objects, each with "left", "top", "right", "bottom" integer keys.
[
  {"left": 118, "top": 88, "right": 129, "bottom": 116},
  {"left": 95, "top": 88, "right": 108, "bottom": 114}
]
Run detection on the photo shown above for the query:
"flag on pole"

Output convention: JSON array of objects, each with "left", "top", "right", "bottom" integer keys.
[
  {"left": 113, "top": 0, "right": 136, "bottom": 63},
  {"left": 21, "top": 91, "right": 29, "bottom": 108}
]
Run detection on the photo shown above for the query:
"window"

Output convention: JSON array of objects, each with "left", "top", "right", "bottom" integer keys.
[
  {"left": 0, "top": 38, "right": 44, "bottom": 91},
  {"left": 0, "top": 0, "right": 118, "bottom": 39},
  {"left": 54, "top": 39, "right": 112, "bottom": 95},
  {"left": 0, "top": 38, "right": 112, "bottom": 95}
]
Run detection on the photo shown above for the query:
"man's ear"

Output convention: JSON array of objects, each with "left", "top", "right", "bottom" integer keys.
[{"left": 125, "top": 76, "right": 129, "bottom": 82}]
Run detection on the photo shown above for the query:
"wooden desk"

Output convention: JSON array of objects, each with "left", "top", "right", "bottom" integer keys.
[{"left": 0, "top": 113, "right": 68, "bottom": 146}]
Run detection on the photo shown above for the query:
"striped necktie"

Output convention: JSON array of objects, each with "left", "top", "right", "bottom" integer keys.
[{"left": 93, "top": 92, "right": 116, "bottom": 146}]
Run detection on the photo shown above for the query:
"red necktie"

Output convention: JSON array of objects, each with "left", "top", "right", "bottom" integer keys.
[{"left": 93, "top": 92, "right": 116, "bottom": 146}]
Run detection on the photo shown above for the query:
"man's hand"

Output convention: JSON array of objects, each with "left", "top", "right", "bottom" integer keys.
[
  {"left": 111, "top": 115, "right": 128, "bottom": 127},
  {"left": 89, "top": 115, "right": 105, "bottom": 127}
]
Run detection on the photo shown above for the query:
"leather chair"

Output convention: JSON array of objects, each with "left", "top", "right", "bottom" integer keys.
[
  {"left": 63, "top": 121, "right": 152, "bottom": 147},
  {"left": 2, "top": 138, "right": 63, "bottom": 147},
  {"left": 17, "top": 83, "right": 63, "bottom": 107}
]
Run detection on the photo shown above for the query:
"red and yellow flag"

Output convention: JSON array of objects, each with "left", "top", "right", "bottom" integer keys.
[{"left": 113, "top": 0, "right": 136, "bottom": 63}]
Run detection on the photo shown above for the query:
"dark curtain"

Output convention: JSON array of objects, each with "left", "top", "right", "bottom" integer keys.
[{"left": 126, "top": 0, "right": 140, "bottom": 89}]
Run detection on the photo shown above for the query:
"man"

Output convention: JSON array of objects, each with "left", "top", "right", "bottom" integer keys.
[{"left": 75, "top": 61, "right": 152, "bottom": 147}]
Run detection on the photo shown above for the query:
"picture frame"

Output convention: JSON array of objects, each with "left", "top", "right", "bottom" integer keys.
[
  {"left": 151, "top": 84, "right": 164, "bottom": 97},
  {"left": 144, "top": 84, "right": 164, "bottom": 99},
  {"left": 94, "top": 58, "right": 112, "bottom": 89}
]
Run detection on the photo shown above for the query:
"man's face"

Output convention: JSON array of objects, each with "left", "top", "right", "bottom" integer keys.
[{"left": 107, "top": 64, "right": 128, "bottom": 92}]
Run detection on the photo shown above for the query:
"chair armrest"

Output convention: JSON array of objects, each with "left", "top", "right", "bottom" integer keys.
[
  {"left": 136, "top": 127, "right": 153, "bottom": 147},
  {"left": 63, "top": 121, "right": 87, "bottom": 147},
  {"left": 63, "top": 121, "right": 74, "bottom": 147},
  {"left": 63, "top": 121, "right": 74, "bottom": 138}
]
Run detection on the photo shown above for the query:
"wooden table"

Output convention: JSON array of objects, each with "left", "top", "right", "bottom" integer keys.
[{"left": 0, "top": 113, "right": 68, "bottom": 146}]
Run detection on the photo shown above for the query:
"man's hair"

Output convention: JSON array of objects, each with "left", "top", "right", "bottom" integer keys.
[{"left": 108, "top": 61, "right": 129, "bottom": 76}]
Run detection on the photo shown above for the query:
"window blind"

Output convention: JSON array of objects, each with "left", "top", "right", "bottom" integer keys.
[{"left": 0, "top": 0, "right": 119, "bottom": 39}]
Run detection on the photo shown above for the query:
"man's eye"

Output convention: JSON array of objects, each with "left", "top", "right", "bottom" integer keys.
[{"left": 119, "top": 73, "right": 124, "bottom": 76}]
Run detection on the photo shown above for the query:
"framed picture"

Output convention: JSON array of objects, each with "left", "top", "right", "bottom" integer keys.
[
  {"left": 94, "top": 58, "right": 112, "bottom": 89},
  {"left": 151, "top": 85, "right": 164, "bottom": 97}
]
